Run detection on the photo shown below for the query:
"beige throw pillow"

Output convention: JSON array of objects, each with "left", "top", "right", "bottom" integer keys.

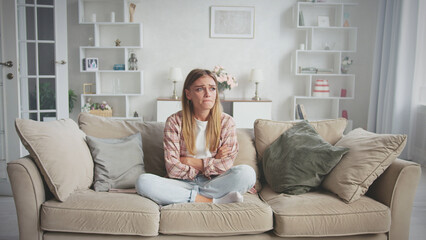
[
  {"left": 15, "top": 118, "right": 93, "bottom": 202},
  {"left": 254, "top": 118, "right": 347, "bottom": 162},
  {"left": 321, "top": 128, "right": 407, "bottom": 203}
]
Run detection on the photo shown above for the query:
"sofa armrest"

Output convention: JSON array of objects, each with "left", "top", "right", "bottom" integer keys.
[
  {"left": 7, "top": 156, "right": 46, "bottom": 240},
  {"left": 366, "top": 158, "right": 421, "bottom": 240}
]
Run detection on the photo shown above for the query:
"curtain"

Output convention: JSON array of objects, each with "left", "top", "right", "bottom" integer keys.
[{"left": 368, "top": 0, "right": 425, "bottom": 163}]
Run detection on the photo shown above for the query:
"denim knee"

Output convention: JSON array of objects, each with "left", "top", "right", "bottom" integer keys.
[
  {"left": 230, "top": 165, "right": 256, "bottom": 189},
  {"left": 135, "top": 173, "right": 157, "bottom": 197}
]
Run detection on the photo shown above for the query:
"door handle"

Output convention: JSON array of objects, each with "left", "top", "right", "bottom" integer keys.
[
  {"left": 0, "top": 61, "right": 13, "bottom": 68},
  {"left": 55, "top": 60, "right": 67, "bottom": 65}
]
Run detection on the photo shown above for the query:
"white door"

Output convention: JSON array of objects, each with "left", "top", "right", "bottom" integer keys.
[{"left": 0, "top": 0, "right": 68, "bottom": 195}]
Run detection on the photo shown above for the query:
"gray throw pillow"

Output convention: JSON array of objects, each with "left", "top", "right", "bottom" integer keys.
[
  {"left": 263, "top": 121, "right": 348, "bottom": 195},
  {"left": 86, "top": 133, "right": 145, "bottom": 192}
]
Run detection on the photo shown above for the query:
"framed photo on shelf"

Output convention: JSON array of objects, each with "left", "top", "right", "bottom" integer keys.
[
  {"left": 210, "top": 6, "right": 255, "bottom": 39},
  {"left": 317, "top": 16, "right": 330, "bottom": 27},
  {"left": 84, "top": 57, "right": 98, "bottom": 71}
]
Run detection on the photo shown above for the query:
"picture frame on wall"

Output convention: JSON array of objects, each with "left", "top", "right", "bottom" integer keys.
[
  {"left": 318, "top": 16, "right": 330, "bottom": 27},
  {"left": 210, "top": 6, "right": 255, "bottom": 39}
]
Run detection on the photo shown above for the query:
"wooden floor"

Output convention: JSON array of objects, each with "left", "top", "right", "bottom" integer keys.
[{"left": 0, "top": 166, "right": 425, "bottom": 240}]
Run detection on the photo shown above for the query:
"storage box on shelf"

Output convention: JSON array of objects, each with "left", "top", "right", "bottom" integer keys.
[
  {"left": 78, "top": 0, "right": 143, "bottom": 120},
  {"left": 292, "top": 1, "right": 357, "bottom": 129}
]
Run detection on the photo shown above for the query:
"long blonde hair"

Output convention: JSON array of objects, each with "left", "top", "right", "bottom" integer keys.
[{"left": 181, "top": 69, "right": 222, "bottom": 155}]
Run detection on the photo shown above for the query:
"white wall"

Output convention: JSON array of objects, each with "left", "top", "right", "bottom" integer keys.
[{"left": 67, "top": 0, "right": 379, "bottom": 128}]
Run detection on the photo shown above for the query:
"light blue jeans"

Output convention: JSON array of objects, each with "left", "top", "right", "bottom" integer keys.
[{"left": 135, "top": 164, "right": 256, "bottom": 205}]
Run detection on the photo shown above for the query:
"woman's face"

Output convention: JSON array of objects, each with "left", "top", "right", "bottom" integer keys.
[{"left": 185, "top": 75, "right": 217, "bottom": 113}]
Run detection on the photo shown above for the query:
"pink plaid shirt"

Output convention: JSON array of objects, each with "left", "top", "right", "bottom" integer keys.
[{"left": 164, "top": 111, "right": 239, "bottom": 180}]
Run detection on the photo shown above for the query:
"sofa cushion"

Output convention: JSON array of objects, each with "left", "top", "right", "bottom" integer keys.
[
  {"left": 322, "top": 128, "right": 407, "bottom": 203},
  {"left": 159, "top": 193, "right": 273, "bottom": 236},
  {"left": 15, "top": 118, "right": 93, "bottom": 202},
  {"left": 234, "top": 128, "right": 261, "bottom": 191},
  {"left": 78, "top": 113, "right": 167, "bottom": 177},
  {"left": 41, "top": 190, "right": 160, "bottom": 236},
  {"left": 259, "top": 185, "right": 391, "bottom": 237},
  {"left": 254, "top": 118, "right": 347, "bottom": 162},
  {"left": 87, "top": 133, "right": 145, "bottom": 192},
  {"left": 263, "top": 121, "right": 348, "bottom": 195}
]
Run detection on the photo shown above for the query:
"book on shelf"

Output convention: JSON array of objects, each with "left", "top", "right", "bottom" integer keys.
[
  {"left": 298, "top": 67, "right": 334, "bottom": 74},
  {"left": 316, "top": 68, "right": 334, "bottom": 74},
  {"left": 296, "top": 104, "right": 307, "bottom": 120}
]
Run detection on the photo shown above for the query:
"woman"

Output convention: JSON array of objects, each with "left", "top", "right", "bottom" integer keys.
[{"left": 136, "top": 69, "right": 256, "bottom": 205}]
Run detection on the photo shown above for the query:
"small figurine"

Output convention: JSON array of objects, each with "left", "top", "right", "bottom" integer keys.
[
  {"left": 128, "top": 53, "right": 138, "bottom": 70},
  {"left": 343, "top": 13, "right": 350, "bottom": 27},
  {"left": 133, "top": 111, "right": 139, "bottom": 117},
  {"left": 114, "top": 39, "right": 121, "bottom": 46},
  {"left": 129, "top": 3, "right": 136, "bottom": 22}
]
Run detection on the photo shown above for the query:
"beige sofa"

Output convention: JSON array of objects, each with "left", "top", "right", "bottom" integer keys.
[{"left": 7, "top": 114, "right": 421, "bottom": 240}]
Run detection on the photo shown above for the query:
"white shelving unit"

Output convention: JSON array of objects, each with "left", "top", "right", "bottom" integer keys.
[
  {"left": 292, "top": 1, "right": 357, "bottom": 129},
  {"left": 78, "top": 0, "right": 143, "bottom": 119}
]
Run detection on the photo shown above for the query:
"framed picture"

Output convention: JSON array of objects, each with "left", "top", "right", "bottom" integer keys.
[
  {"left": 210, "top": 6, "right": 255, "bottom": 39},
  {"left": 84, "top": 57, "right": 98, "bottom": 71},
  {"left": 318, "top": 16, "right": 330, "bottom": 27}
]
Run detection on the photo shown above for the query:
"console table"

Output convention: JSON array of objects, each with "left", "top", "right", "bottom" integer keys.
[{"left": 157, "top": 98, "right": 272, "bottom": 128}]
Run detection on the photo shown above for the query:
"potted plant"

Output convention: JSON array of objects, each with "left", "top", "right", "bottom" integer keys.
[{"left": 68, "top": 89, "right": 78, "bottom": 113}]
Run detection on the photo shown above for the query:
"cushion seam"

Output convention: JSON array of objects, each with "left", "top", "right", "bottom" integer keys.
[
  {"left": 273, "top": 229, "right": 389, "bottom": 238},
  {"left": 272, "top": 209, "right": 389, "bottom": 217},
  {"left": 42, "top": 205, "right": 159, "bottom": 215},
  {"left": 160, "top": 206, "right": 271, "bottom": 212},
  {"left": 159, "top": 227, "right": 273, "bottom": 235},
  {"left": 41, "top": 227, "right": 159, "bottom": 237}
]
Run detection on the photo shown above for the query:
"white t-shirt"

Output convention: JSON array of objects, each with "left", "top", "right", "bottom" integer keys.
[{"left": 193, "top": 118, "right": 212, "bottom": 159}]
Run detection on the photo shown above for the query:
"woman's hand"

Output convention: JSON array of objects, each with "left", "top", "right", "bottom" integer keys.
[
  {"left": 180, "top": 157, "right": 203, "bottom": 171},
  {"left": 216, "top": 145, "right": 232, "bottom": 159}
]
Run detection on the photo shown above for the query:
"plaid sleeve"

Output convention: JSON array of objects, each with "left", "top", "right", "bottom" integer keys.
[
  {"left": 164, "top": 114, "right": 199, "bottom": 180},
  {"left": 202, "top": 114, "right": 239, "bottom": 178}
]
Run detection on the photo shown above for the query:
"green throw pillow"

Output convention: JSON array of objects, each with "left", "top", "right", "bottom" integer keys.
[{"left": 263, "top": 121, "right": 349, "bottom": 195}]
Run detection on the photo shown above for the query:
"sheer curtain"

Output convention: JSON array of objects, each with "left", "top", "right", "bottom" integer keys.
[{"left": 368, "top": 0, "right": 425, "bottom": 164}]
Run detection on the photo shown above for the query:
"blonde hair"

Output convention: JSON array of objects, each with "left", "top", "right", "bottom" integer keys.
[{"left": 181, "top": 69, "right": 222, "bottom": 155}]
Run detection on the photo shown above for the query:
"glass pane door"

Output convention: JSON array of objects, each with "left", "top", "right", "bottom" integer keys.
[{"left": 18, "top": 0, "right": 57, "bottom": 121}]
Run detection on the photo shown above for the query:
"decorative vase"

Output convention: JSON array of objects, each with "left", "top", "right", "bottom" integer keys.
[
  {"left": 219, "top": 89, "right": 226, "bottom": 99},
  {"left": 341, "top": 66, "right": 348, "bottom": 74}
]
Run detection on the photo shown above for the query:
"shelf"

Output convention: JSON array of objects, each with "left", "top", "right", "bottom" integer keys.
[
  {"left": 83, "top": 94, "right": 142, "bottom": 97},
  {"left": 79, "top": 0, "right": 132, "bottom": 23},
  {"left": 81, "top": 70, "right": 142, "bottom": 73},
  {"left": 81, "top": 46, "right": 142, "bottom": 49},
  {"left": 79, "top": 0, "right": 143, "bottom": 119},
  {"left": 297, "top": 26, "right": 357, "bottom": 30},
  {"left": 296, "top": 73, "right": 355, "bottom": 77},
  {"left": 293, "top": 1, "right": 357, "bottom": 121},
  {"left": 81, "top": 22, "right": 142, "bottom": 25},
  {"left": 298, "top": 2, "right": 358, "bottom": 7},
  {"left": 297, "top": 2, "right": 357, "bottom": 28},
  {"left": 294, "top": 96, "right": 354, "bottom": 100}
]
